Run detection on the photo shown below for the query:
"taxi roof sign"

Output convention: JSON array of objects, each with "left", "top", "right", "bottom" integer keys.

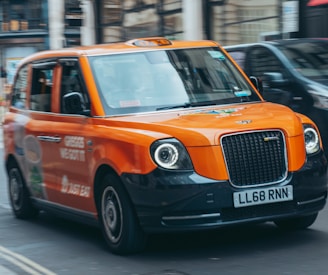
[{"left": 127, "top": 37, "right": 172, "bottom": 47}]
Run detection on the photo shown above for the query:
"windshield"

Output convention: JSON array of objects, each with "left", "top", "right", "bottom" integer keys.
[
  {"left": 89, "top": 47, "right": 261, "bottom": 115},
  {"left": 279, "top": 41, "right": 328, "bottom": 82}
]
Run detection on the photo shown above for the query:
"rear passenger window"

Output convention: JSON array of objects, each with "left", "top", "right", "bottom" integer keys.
[
  {"left": 248, "top": 47, "right": 282, "bottom": 77},
  {"left": 30, "top": 67, "right": 54, "bottom": 112},
  {"left": 11, "top": 65, "right": 29, "bottom": 109}
]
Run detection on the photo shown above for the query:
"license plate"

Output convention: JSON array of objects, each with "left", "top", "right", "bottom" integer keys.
[{"left": 233, "top": 185, "right": 293, "bottom": 208}]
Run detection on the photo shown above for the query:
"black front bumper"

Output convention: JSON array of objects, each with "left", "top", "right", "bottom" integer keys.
[{"left": 121, "top": 151, "right": 328, "bottom": 233}]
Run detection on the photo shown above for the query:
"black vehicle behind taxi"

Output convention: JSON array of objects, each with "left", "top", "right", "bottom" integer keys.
[{"left": 225, "top": 38, "right": 328, "bottom": 154}]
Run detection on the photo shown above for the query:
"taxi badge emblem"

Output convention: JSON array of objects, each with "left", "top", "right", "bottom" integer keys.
[{"left": 235, "top": 119, "right": 252, "bottom": 124}]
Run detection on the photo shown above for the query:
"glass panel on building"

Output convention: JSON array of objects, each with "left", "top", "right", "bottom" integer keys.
[
  {"left": 102, "top": 0, "right": 122, "bottom": 24},
  {"left": 64, "top": 0, "right": 82, "bottom": 46},
  {"left": 101, "top": 0, "right": 182, "bottom": 43},
  {"left": 27, "top": 0, "right": 42, "bottom": 30},
  {"left": 210, "top": 0, "right": 279, "bottom": 46}
]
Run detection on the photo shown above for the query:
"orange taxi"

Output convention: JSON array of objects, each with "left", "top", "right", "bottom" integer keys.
[{"left": 3, "top": 37, "right": 327, "bottom": 255}]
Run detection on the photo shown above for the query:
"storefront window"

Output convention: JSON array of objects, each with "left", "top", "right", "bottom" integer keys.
[
  {"left": 64, "top": 0, "right": 82, "bottom": 46},
  {"left": 209, "top": 1, "right": 279, "bottom": 45},
  {"left": 27, "top": 0, "right": 42, "bottom": 29},
  {"left": 159, "top": 0, "right": 182, "bottom": 38},
  {"left": 124, "top": 1, "right": 159, "bottom": 39},
  {"left": 65, "top": 0, "right": 83, "bottom": 28},
  {"left": 101, "top": 0, "right": 182, "bottom": 43},
  {"left": 162, "top": 14, "right": 182, "bottom": 37},
  {"left": 0, "top": 0, "right": 43, "bottom": 32},
  {"left": 161, "top": 0, "right": 181, "bottom": 11},
  {"left": 102, "top": 0, "right": 122, "bottom": 24}
]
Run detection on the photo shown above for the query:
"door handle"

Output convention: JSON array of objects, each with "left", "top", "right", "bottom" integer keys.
[{"left": 37, "top": 136, "right": 62, "bottom": 143}]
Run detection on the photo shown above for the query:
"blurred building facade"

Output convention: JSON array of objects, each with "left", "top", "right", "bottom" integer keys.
[
  {"left": 96, "top": 0, "right": 281, "bottom": 45},
  {"left": 0, "top": 0, "right": 83, "bottom": 86},
  {"left": 0, "top": 0, "right": 327, "bottom": 88}
]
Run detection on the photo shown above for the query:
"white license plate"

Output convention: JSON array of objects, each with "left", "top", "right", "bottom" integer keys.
[{"left": 233, "top": 185, "right": 293, "bottom": 208}]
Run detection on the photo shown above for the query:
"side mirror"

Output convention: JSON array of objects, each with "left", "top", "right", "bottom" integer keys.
[
  {"left": 63, "top": 92, "right": 90, "bottom": 116},
  {"left": 263, "top": 72, "right": 289, "bottom": 88},
  {"left": 249, "top": 76, "right": 263, "bottom": 94}
]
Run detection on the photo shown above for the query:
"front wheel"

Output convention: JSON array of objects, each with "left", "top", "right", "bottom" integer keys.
[
  {"left": 8, "top": 162, "right": 39, "bottom": 219},
  {"left": 98, "top": 173, "right": 147, "bottom": 255},
  {"left": 274, "top": 213, "right": 318, "bottom": 230}
]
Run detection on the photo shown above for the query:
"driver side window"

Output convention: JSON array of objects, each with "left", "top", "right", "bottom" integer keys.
[{"left": 60, "top": 61, "right": 90, "bottom": 114}]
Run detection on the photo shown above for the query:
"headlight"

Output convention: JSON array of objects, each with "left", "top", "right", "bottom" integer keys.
[
  {"left": 150, "top": 138, "right": 193, "bottom": 170},
  {"left": 303, "top": 125, "right": 320, "bottom": 155}
]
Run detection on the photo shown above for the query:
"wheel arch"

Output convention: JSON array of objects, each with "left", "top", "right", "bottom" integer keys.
[
  {"left": 6, "top": 154, "right": 20, "bottom": 173},
  {"left": 93, "top": 164, "right": 130, "bottom": 211},
  {"left": 93, "top": 164, "right": 147, "bottom": 254}
]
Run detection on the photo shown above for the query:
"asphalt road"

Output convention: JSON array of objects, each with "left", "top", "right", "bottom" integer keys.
[{"left": 1, "top": 128, "right": 328, "bottom": 275}]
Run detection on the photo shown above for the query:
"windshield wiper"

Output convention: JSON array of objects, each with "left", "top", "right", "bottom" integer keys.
[{"left": 156, "top": 101, "right": 217, "bottom": 111}]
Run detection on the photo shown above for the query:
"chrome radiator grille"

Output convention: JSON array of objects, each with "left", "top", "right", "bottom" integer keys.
[{"left": 221, "top": 130, "right": 287, "bottom": 187}]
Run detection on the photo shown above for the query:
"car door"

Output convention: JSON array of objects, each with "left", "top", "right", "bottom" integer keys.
[
  {"left": 49, "top": 59, "right": 95, "bottom": 212},
  {"left": 244, "top": 46, "right": 294, "bottom": 106},
  {"left": 23, "top": 61, "right": 59, "bottom": 202}
]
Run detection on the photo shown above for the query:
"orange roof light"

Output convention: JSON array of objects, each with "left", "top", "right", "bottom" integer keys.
[{"left": 127, "top": 37, "right": 172, "bottom": 47}]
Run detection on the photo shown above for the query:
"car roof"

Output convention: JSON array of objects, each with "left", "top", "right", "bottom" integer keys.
[
  {"left": 19, "top": 37, "right": 221, "bottom": 65},
  {"left": 224, "top": 38, "right": 328, "bottom": 51},
  {"left": 224, "top": 43, "right": 256, "bottom": 51}
]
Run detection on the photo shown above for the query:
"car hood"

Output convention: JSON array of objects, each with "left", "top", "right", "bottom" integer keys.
[{"left": 105, "top": 102, "right": 304, "bottom": 146}]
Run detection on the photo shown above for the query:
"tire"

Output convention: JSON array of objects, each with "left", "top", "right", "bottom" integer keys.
[
  {"left": 8, "top": 162, "right": 39, "bottom": 219},
  {"left": 274, "top": 213, "right": 318, "bottom": 230},
  {"left": 98, "top": 173, "right": 147, "bottom": 255}
]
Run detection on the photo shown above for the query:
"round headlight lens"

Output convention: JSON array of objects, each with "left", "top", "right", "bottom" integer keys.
[
  {"left": 154, "top": 143, "right": 179, "bottom": 169},
  {"left": 304, "top": 126, "right": 320, "bottom": 154},
  {"left": 150, "top": 138, "right": 193, "bottom": 170}
]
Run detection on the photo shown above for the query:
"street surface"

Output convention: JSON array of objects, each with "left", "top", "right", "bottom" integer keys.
[{"left": 1, "top": 128, "right": 328, "bottom": 275}]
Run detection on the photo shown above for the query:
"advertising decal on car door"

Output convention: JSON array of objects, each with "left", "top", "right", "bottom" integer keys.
[{"left": 12, "top": 115, "right": 47, "bottom": 199}]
